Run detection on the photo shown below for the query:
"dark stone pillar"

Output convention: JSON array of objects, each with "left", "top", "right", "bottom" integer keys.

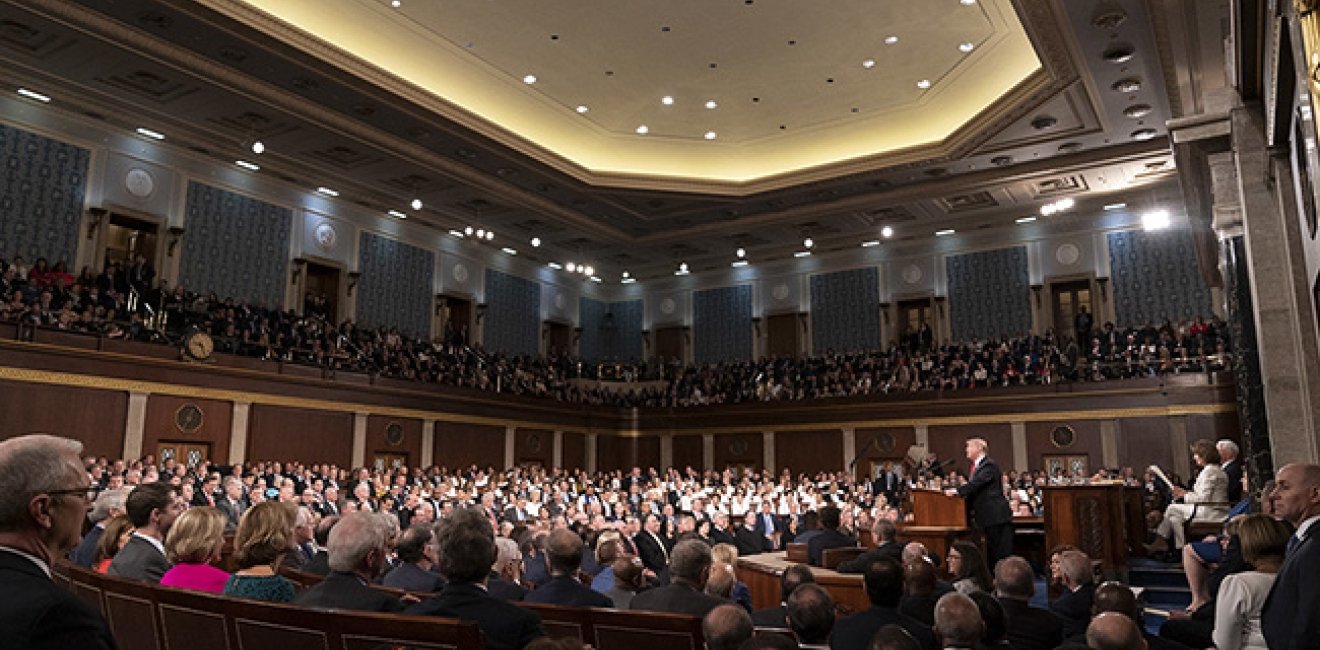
[{"left": 1221, "top": 235, "right": 1272, "bottom": 494}]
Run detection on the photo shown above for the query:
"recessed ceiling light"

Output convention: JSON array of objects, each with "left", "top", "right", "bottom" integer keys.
[
  {"left": 464, "top": 226, "right": 474, "bottom": 236},
  {"left": 960, "top": 0, "right": 976, "bottom": 5},
  {"left": 316, "top": 186, "right": 338, "bottom": 197},
  {"left": 1057, "top": 197, "right": 1075, "bottom": 210},
  {"left": 250, "top": 140, "right": 265, "bottom": 154},
  {"left": 916, "top": 80, "right": 932, "bottom": 89},
  {"left": 530, "top": 237, "right": 542, "bottom": 247},
  {"left": 861, "top": 240, "right": 881, "bottom": 247},
  {"left": 566, "top": 262, "right": 577, "bottom": 272},
  {"left": 410, "top": 198, "right": 423, "bottom": 210},
  {"left": 502, "top": 247, "right": 518, "bottom": 255},
  {"left": 391, "top": 0, "right": 401, "bottom": 7},
  {"left": 862, "top": 59, "right": 876, "bottom": 69},
  {"left": 794, "top": 251, "right": 812, "bottom": 258},
  {"left": 1103, "top": 202, "right": 1128, "bottom": 211},
  {"left": 705, "top": 100, "right": 718, "bottom": 109},
  {"left": 884, "top": 35, "right": 899, "bottom": 45},
  {"left": 621, "top": 277, "right": 637, "bottom": 284},
  {"left": 449, "top": 230, "right": 465, "bottom": 238},
  {"left": 485, "top": 231, "right": 494, "bottom": 241},
  {"left": 622, "top": 271, "right": 631, "bottom": 278},
  {"left": 735, "top": 247, "right": 746, "bottom": 258},
  {"left": 803, "top": 237, "right": 814, "bottom": 249},
  {"left": 235, "top": 160, "right": 259, "bottom": 171},
  {"left": 548, "top": 262, "right": 563, "bottom": 269},
  {"left": 1142, "top": 209, "right": 1171, "bottom": 231},
  {"left": 1131, "top": 128, "right": 1158, "bottom": 141},
  {"left": 523, "top": 74, "right": 537, "bottom": 84},
  {"left": 476, "top": 229, "right": 486, "bottom": 238},
  {"left": 583, "top": 265, "right": 594, "bottom": 276},
  {"left": 1015, "top": 216, "right": 1037, "bottom": 224},
  {"left": 731, "top": 260, "right": 749, "bottom": 268},
  {"left": 388, "top": 210, "right": 407, "bottom": 219},
  {"left": 636, "top": 125, "right": 649, "bottom": 134},
  {"left": 936, "top": 229, "right": 956, "bottom": 236},
  {"left": 576, "top": 105, "right": 589, "bottom": 114},
  {"left": 959, "top": 42, "right": 975, "bottom": 52},
  {"left": 881, "top": 226, "right": 894, "bottom": 238},
  {"left": 661, "top": 96, "right": 674, "bottom": 105},
  {"left": 590, "top": 276, "right": 602, "bottom": 283},
  {"left": 135, "top": 127, "right": 165, "bottom": 140},
  {"left": 704, "top": 131, "right": 717, "bottom": 140},
  {"left": 16, "top": 88, "right": 51, "bottom": 102},
  {"left": 679, "top": 262, "right": 689, "bottom": 272}
]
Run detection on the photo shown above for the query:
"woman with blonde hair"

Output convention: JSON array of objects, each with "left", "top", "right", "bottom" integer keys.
[
  {"left": 160, "top": 506, "right": 230, "bottom": 593},
  {"left": 711, "top": 542, "right": 753, "bottom": 611},
  {"left": 1213, "top": 514, "right": 1292, "bottom": 650},
  {"left": 223, "top": 501, "right": 297, "bottom": 602},
  {"left": 93, "top": 515, "right": 134, "bottom": 574}
]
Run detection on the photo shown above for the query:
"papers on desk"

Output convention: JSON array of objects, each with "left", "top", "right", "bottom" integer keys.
[{"left": 1147, "top": 465, "right": 1175, "bottom": 489}]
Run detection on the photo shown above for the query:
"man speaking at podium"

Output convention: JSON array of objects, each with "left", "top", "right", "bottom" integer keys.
[{"left": 945, "top": 438, "right": 1014, "bottom": 566}]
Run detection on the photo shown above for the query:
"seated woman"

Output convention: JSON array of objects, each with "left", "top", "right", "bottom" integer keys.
[
  {"left": 93, "top": 515, "right": 134, "bottom": 574},
  {"left": 710, "top": 542, "right": 753, "bottom": 612},
  {"left": 223, "top": 501, "right": 297, "bottom": 602},
  {"left": 947, "top": 541, "right": 993, "bottom": 595},
  {"left": 160, "top": 506, "right": 230, "bottom": 593},
  {"left": 1213, "top": 514, "right": 1292, "bottom": 650},
  {"left": 1154, "top": 439, "right": 1230, "bottom": 558}
]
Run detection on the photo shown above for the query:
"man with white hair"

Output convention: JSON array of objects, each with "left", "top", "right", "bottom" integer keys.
[
  {"left": 70, "top": 486, "right": 129, "bottom": 567},
  {"left": 292, "top": 512, "right": 404, "bottom": 612},
  {"left": 1216, "top": 439, "right": 1243, "bottom": 504},
  {"left": 0, "top": 434, "right": 116, "bottom": 648},
  {"left": 487, "top": 536, "right": 528, "bottom": 601}
]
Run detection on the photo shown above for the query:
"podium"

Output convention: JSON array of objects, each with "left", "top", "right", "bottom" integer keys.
[
  {"left": 900, "top": 489, "right": 974, "bottom": 565},
  {"left": 1043, "top": 484, "right": 1145, "bottom": 579}
]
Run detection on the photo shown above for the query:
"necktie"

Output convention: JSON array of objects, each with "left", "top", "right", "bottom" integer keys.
[{"left": 1287, "top": 534, "right": 1302, "bottom": 558}]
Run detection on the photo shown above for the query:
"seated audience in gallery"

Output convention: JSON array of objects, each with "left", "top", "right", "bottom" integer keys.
[
  {"left": 630, "top": 539, "right": 728, "bottom": 617},
  {"left": 292, "top": 512, "right": 405, "bottom": 612},
  {"left": 223, "top": 501, "right": 297, "bottom": 602},
  {"left": 380, "top": 523, "right": 445, "bottom": 593},
  {"left": 158, "top": 506, "right": 230, "bottom": 593},
  {"left": 524, "top": 529, "right": 612, "bottom": 608}
]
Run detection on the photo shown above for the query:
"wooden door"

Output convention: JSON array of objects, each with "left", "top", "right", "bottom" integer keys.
[
  {"left": 1051, "top": 280, "right": 1094, "bottom": 343},
  {"left": 104, "top": 213, "right": 159, "bottom": 267},
  {"left": 766, "top": 313, "right": 800, "bottom": 358},
  {"left": 158, "top": 441, "right": 211, "bottom": 468},
  {"left": 897, "top": 299, "right": 933, "bottom": 343},
  {"left": 545, "top": 321, "right": 571, "bottom": 356},
  {"left": 304, "top": 262, "right": 341, "bottom": 321},
  {"left": 655, "top": 326, "right": 685, "bottom": 362},
  {"left": 444, "top": 296, "right": 472, "bottom": 346},
  {"left": 372, "top": 453, "right": 408, "bottom": 472}
]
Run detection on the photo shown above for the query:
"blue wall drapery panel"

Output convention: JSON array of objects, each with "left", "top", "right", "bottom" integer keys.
[
  {"left": 484, "top": 268, "right": 541, "bottom": 357},
  {"left": 946, "top": 246, "right": 1033, "bottom": 341},
  {"left": 179, "top": 181, "right": 291, "bottom": 307},
  {"left": 693, "top": 285, "right": 752, "bottom": 363},
  {"left": 810, "top": 267, "right": 881, "bottom": 352},
  {"left": 0, "top": 124, "right": 89, "bottom": 266},
  {"left": 580, "top": 297, "right": 644, "bottom": 361},
  {"left": 355, "top": 231, "right": 434, "bottom": 337},
  {"left": 1108, "top": 230, "right": 1214, "bottom": 327}
]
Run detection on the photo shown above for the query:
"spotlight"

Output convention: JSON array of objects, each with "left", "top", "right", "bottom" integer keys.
[
  {"left": 1142, "top": 209, "right": 1171, "bottom": 231},
  {"left": 485, "top": 231, "right": 494, "bottom": 241},
  {"left": 566, "top": 262, "right": 577, "bottom": 272},
  {"left": 251, "top": 140, "right": 265, "bottom": 154},
  {"left": 584, "top": 266, "right": 594, "bottom": 276},
  {"left": 881, "top": 226, "right": 894, "bottom": 238},
  {"left": 464, "top": 226, "right": 474, "bottom": 236},
  {"left": 530, "top": 237, "right": 542, "bottom": 247},
  {"left": 410, "top": 198, "right": 423, "bottom": 210},
  {"left": 736, "top": 247, "right": 746, "bottom": 258},
  {"left": 476, "top": 228, "right": 486, "bottom": 238},
  {"left": 803, "top": 237, "right": 814, "bottom": 249}
]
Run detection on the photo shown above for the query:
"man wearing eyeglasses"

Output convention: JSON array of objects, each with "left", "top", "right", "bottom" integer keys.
[{"left": 0, "top": 433, "right": 116, "bottom": 648}]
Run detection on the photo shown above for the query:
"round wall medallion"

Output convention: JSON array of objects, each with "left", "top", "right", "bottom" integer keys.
[
  {"left": 771, "top": 283, "right": 791, "bottom": 301},
  {"left": 174, "top": 403, "right": 203, "bottom": 433},
  {"left": 125, "top": 168, "right": 155, "bottom": 198},
  {"left": 659, "top": 297, "right": 676, "bottom": 315},
  {"left": 314, "top": 222, "right": 337, "bottom": 250},
  {"left": 526, "top": 433, "right": 542, "bottom": 453},
  {"left": 729, "top": 438, "right": 749, "bottom": 456},
  {"left": 877, "top": 432, "right": 896, "bottom": 452},
  {"left": 451, "top": 263, "right": 469, "bottom": 284},
  {"left": 902, "top": 264, "right": 924, "bottom": 285},
  {"left": 554, "top": 292, "right": 566, "bottom": 310},
  {"left": 1051, "top": 425, "right": 1077, "bottom": 448},
  {"left": 1055, "top": 243, "right": 1081, "bottom": 266},
  {"left": 384, "top": 422, "right": 405, "bottom": 446}
]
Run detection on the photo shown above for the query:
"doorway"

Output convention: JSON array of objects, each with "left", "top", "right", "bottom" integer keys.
[
  {"left": 897, "top": 298, "right": 933, "bottom": 346},
  {"left": 372, "top": 452, "right": 408, "bottom": 472},
  {"left": 545, "top": 321, "right": 571, "bottom": 356},
  {"left": 655, "top": 326, "right": 686, "bottom": 362},
  {"left": 104, "top": 213, "right": 159, "bottom": 267},
  {"left": 303, "top": 261, "right": 340, "bottom": 322},
  {"left": 1051, "top": 280, "right": 1094, "bottom": 343},
  {"left": 157, "top": 441, "right": 211, "bottom": 468},
  {"left": 765, "top": 313, "right": 800, "bottom": 358},
  {"left": 443, "top": 295, "right": 472, "bottom": 346}
]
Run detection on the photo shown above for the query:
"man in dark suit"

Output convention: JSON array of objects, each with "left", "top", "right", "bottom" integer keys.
[
  {"left": 946, "top": 438, "right": 1014, "bottom": 566},
  {"left": 0, "top": 434, "right": 116, "bottom": 649},
  {"left": 71, "top": 487, "right": 128, "bottom": 568},
  {"left": 993, "top": 555, "right": 1063, "bottom": 650},
  {"left": 1217, "top": 439, "right": 1244, "bottom": 504},
  {"left": 873, "top": 461, "right": 902, "bottom": 506},
  {"left": 806, "top": 505, "right": 857, "bottom": 566},
  {"left": 487, "top": 538, "right": 527, "bottom": 601},
  {"left": 751, "top": 564, "right": 816, "bottom": 627},
  {"left": 709, "top": 512, "right": 737, "bottom": 547},
  {"left": 303, "top": 516, "right": 336, "bottom": 576},
  {"left": 216, "top": 477, "right": 246, "bottom": 532},
  {"left": 837, "top": 518, "right": 903, "bottom": 573},
  {"left": 830, "top": 557, "right": 937, "bottom": 650},
  {"left": 408, "top": 508, "right": 544, "bottom": 650},
  {"left": 634, "top": 513, "right": 671, "bottom": 574},
  {"left": 1261, "top": 463, "right": 1320, "bottom": 650},
  {"left": 1049, "top": 550, "right": 1097, "bottom": 638},
  {"left": 381, "top": 524, "right": 445, "bottom": 593},
  {"left": 630, "top": 539, "right": 728, "bottom": 617},
  {"left": 520, "top": 534, "right": 551, "bottom": 588},
  {"left": 108, "top": 481, "right": 181, "bottom": 583},
  {"left": 755, "top": 501, "right": 782, "bottom": 551},
  {"left": 735, "top": 511, "right": 767, "bottom": 557},
  {"left": 295, "top": 512, "right": 405, "bottom": 612},
  {"left": 525, "top": 529, "right": 613, "bottom": 607}
]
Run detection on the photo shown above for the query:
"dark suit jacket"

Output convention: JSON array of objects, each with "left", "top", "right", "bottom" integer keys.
[
  {"left": 734, "top": 526, "right": 765, "bottom": 557},
  {"left": 1221, "top": 459, "right": 1244, "bottom": 504},
  {"left": 998, "top": 597, "right": 1064, "bottom": 650},
  {"left": 1263, "top": 529, "right": 1320, "bottom": 650},
  {"left": 829, "top": 605, "right": 937, "bottom": 650},
  {"left": 525, "top": 575, "right": 613, "bottom": 608},
  {"left": 633, "top": 531, "right": 670, "bottom": 573},
  {"left": 836, "top": 540, "right": 903, "bottom": 574},
  {"left": 485, "top": 572, "right": 527, "bottom": 601},
  {"left": 806, "top": 528, "right": 857, "bottom": 566},
  {"left": 630, "top": 581, "right": 727, "bottom": 617},
  {"left": 1049, "top": 582, "right": 1096, "bottom": 638},
  {"left": 292, "top": 571, "right": 405, "bottom": 612},
  {"left": 0, "top": 550, "right": 116, "bottom": 649},
  {"left": 382, "top": 562, "right": 445, "bottom": 593},
  {"left": 106, "top": 536, "right": 171, "bottom": 583},
  {"left": 751, "top": 605, "right": 789, "bottom": 627},
  {"left": 407, "top": 582, "right": 544, "bottom": 650},
  {"left": 216, "top": 499, "right": 245, "bottom": 531},
  {"left": 710, "top": 527, "right": 737, "bottom": 548},
  {"left": 304, "top": 550, "right": 331, "bottom": 576},
  {"left": 70, "top": 524, "right": 104, "bottom": 568},
  {"left": 955, "top": 456, "right": 1013, "bottom": 529}
]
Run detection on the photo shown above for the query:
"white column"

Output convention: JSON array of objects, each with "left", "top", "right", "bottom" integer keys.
[
  {"left": 586, "top": 434, "right": 598, "bottom": 474},
  {"left": 660, "top": 435, "right": 674, "bottom": 469},
  {"left": 351, "top": 412, "right": 368, "bottom": 469},
  {"left": 421, "top": 420, "right": 435, "bottom": 468},
  {"left": 122, "top": 391, "right": 149, "bottom": 460},
  {"left": 763, "top": 431, "right": 776, "bottom": 473},
  {"left": 227, "top": 401, "right": 251, "bottom": 465},
  {"left": 1169, "top": 416, "right": 1191, "bottom": 479},
  {"left": 915, "top": 423, "right": 930, "bottom": 449},
  {"left": 702, "top": 434, "right": 715, "bottom": 472},
  {"left": 553, "top": 430, "right": 564, "bottom": 469},
  {"left": 504, "top": 426, "right": 516, "bottom": 469},
  {"left": 1010, "top": 422, "right": 1028, "bottom": 472},
  {"left": 1100, "top": 420, "right": 1120, "bottom": 469},
  {"left": 841, "top": 427, "right": 856, "bottom": 474}
]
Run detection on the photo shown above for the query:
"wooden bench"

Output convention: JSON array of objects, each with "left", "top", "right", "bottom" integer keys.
[
  {"left": 821, "top": 546, "right": 867, "bottom": 570},
  {"left": 55, "top": 562, "right": 484, "bottom": 649},
  {"left": 785, "top": 543, "right": 808, "bottom": 563},
  {"left": 521, "top": 601, "right": 705, "bottom": 650}
]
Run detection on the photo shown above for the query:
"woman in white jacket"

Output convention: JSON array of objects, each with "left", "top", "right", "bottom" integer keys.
[
  {"left": 1213, "top": 514, "right": 1291, "bottom": 650},
  {"left": 1155, "top": 439, "right": 1230, "bottom": 551}
]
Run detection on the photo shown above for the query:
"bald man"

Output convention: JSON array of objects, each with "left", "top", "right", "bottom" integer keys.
[
  {"left": 945, "top": 438, "right": 1013, "bottom": 565},
  {"left": 1261, "top": 463, "right": 1320, "bottom": 650},
  {"left": 1086, "top": 612, "right": 1145, "bottom": 650}
]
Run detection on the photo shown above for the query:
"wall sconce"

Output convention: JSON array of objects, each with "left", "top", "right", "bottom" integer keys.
[
  {"left": 798, "top": 312, "right": 809, "bottom": 333},
  {"left": 934, "top": 296, "right": 947, "bottom": 318},
  {"left": 476, "top": 303, "right": 488, "bottom": 324},
  {"left": 641, "top": 329, "right": 651, "bottom": 351},
  {"left": 346, "top": 271, "right": 362, "bottom": 296},
  {"left": 683, "top": 325, "right": 692, "bottom": 345},
  {"left": 86, "top": 207, "right": 108, "bottom": 240},
  {"left": 434, "top": 294, "right": 447, "bottom": 316},
  {"left": 751, "top": 316, "right": 762, "bottom": 336},
  {"left": 1095, "top": 277, "right": 1109, "bottom": 301},
  {"left": 573, "top": 327, "right": 583, "bottom": 345},
  {"left": 165, "top": 226, "right": 186, "bottom": 257},
  {"left": 290, "top": 257, "right": 306, "bottom": 285},
  {"left": 879, "top": 302, "right": 891, "bottom": 325},
  {"left": 1030, "top": 284, "right": 1043, "bottom": 308}
]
